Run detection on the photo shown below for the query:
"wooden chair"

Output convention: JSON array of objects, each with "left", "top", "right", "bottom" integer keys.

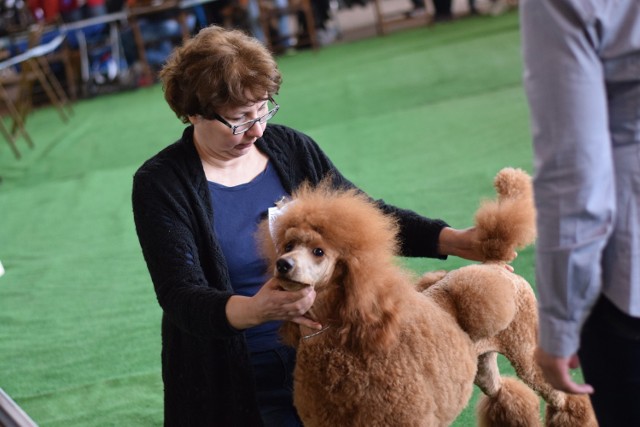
[
  {"left": 257, "top": 0, "right": 319, "bottom": 53},
  {"left": 0, "top": 25, "right": 74, "bottom": 158},
  {"left": 12, "top": 25, "right": 74, "bottom": 129}
]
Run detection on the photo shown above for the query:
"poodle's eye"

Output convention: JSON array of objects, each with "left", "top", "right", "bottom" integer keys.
[
  {"left": 284, "top": 243, "right": 294, "bottom": 252},
  {"left": 312, "top": 248, "right": 324, "bottom": 257}
]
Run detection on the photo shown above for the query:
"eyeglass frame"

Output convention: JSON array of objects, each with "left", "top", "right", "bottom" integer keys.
[{"left": 209, "top": 97, "right": 280, "bottom": 135}]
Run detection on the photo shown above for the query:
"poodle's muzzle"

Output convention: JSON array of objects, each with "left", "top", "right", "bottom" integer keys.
[{"left": 274, "top": 244, "right": 337, "bottom": 292}]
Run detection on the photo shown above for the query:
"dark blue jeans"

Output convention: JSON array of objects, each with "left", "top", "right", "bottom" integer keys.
[
  {"left": 250, "top": 345, "right": 303, "bottom": 427},
  {"left": 579, "top": 296, "right": 640, "bottom": 427}
]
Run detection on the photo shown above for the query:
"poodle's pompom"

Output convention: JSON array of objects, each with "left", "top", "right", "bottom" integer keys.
[
  {"left": 545, "top": 394, "right": 598, "bottom": 427},
  {"left": 443, "top": 265, "right": 517, "bottom": 340},
  {"left": 474, "top": 168, "right": 537, "bottom": 262},
  {"left": 476, "top": 377, "right": 541, "bottom": 427},
  {"left": 494, "top": 167, "right": 533, "bottom": 202}
]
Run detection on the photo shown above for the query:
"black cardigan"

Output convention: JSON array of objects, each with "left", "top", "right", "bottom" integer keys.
[{"left": 132, "top": 124, "right": 448, "bottom": 426}]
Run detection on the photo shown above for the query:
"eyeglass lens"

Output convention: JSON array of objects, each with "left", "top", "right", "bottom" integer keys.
[{"left": 232, "top": 100, "right": 279, "bottom": 134}]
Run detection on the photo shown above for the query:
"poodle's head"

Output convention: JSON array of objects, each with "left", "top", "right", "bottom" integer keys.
[
  {"left": 259, "top": 181, "right": 400, "bottom": 290},
  {"left": 257, "top": 181, "right": 405, "bottom": 351}
]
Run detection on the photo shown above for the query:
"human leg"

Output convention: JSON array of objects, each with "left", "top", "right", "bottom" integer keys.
[
  {"left": 432, "top": 0, "right": 452, "bottom": 20},
  {"left": 579, "top": 296, "right": 640, "bottom": 427},
  {"left": 583, "top": 15, "right": 640, "bottom": 423}
]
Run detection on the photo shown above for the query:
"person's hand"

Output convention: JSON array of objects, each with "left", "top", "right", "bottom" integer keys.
[
  {"left": 438, "top": 226, "right": 484, "bottom": 261},
  {"left": 256, "top": 279, "right": 322, "bottom": 329},
  {"left": 226, "top": 279, "right": 322, "bottom": 330},
  {"left": 534, "top": 347, "right": 594, "bottom": 395},
  {"left": 438, "top": 226, "right": 517, "bottom": 263}
]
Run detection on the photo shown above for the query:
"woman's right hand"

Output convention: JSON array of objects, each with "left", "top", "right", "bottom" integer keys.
[{"left": 225, "top": 279, "right": 321, "bottom": 330}]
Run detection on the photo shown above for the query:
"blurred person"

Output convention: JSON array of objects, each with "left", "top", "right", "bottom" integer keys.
[{"left": 520, "top": 1, "right": 640, "bottom": 425}]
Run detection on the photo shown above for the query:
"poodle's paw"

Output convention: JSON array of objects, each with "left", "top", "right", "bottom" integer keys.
[
  {"left": 415, "top": 270, "right": 447, "bottom": 291},
  {"left": 477, "top": 377, "right": 541, "bottom": 427},
  {"left": 545, "top": 394, "right": 597, "bottom": 427}
]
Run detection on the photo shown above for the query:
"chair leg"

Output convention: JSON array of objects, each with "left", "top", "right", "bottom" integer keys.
[
  {"left": 0, "top": 118, "right": 21, "bottom": 159},
  {"left": 1, "top": 83, "right": 34, "bottom": 150},
  {"left": 11, "top": 79, "right": 34, "bottom": 139},
  {"left": 28, "top": 59, "right": 70, "bottom": 123},
  {"left": 372, "top": 0, "right": 386, "bottom": 36},
  {"left": 36, "top": 56, "right": 73, "bottom": 116}
]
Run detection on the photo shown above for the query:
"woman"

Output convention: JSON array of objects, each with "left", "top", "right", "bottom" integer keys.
[{"left": 132, "top": 25, "right": 487, "bottom": 426}]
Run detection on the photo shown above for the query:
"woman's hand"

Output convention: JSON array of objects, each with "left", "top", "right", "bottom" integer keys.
[
  {"left": 225, "top": 279, "right": 322, "bottom": 330},
  {"left": 438, "top": 226, "right": 517, "bottom": 263}
]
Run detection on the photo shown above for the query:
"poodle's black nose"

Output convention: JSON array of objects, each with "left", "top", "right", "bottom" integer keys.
[{"left": 276, "top": 258, "right": 294, "bottom": 274}]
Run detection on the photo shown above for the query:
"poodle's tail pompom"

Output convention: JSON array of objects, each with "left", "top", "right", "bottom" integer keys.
[
  {"left": 476, "top": 377, "right": 541, "bottom": 427},
  {"left": 475, "top": 168, "right": 537, "bottom": 262},
  {"left": 545, "top": 394, "right": 598, "bottom": 427}
]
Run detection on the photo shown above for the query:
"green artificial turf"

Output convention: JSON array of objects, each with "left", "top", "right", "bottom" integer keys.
[{"left": 0, "top": 11, "right": 584, "bottom": 426}]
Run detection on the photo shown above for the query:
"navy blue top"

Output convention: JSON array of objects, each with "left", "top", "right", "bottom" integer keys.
[{"left": 208, "top": 162, "right": 287, "bottom": 353}]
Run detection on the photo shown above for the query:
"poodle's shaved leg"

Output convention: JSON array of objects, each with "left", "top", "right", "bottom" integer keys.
[
  {"left": 475, "top": 352, "right": 502, "bottom": 396},
  {"left": 499, "top": 345, "right": 564, "bottom": 409},
  {"left": 502, "top": 349, "right": 597, "bottom": 426},
  {"left": 475, "top": 352, "right": 541, "bottom": 427}
]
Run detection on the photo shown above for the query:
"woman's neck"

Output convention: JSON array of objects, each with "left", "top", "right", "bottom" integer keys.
[{"left": 199, "top": 145, "right": 268, "bottom": 187}]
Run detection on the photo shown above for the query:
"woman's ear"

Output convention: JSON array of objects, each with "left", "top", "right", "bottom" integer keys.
[{"left": 188, "top": 115, "right": 200, "bottom": 125}]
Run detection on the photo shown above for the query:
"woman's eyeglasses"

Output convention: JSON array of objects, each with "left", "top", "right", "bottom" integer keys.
[{"left": 210, "top": 97, "right": 280, "bottom": 135}]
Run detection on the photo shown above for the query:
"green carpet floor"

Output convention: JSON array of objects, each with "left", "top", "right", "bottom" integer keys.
[{"left": 0, "top": 11, "right": 547, "bottom": 426}]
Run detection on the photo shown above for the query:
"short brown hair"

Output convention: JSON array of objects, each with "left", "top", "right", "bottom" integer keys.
[{"left": 159, "top": 26, "right": 283, "bottom": 123}]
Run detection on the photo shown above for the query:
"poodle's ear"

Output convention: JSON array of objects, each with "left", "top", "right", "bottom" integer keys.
[
  {"left": 335, "top": 257, "right": 401, "bottom": 354},
  {"left": 279, "top": 321, "right": 301, "bottom": 349},
  {"left": 255, "top": 217, "right": 278, "bottom": 266}
]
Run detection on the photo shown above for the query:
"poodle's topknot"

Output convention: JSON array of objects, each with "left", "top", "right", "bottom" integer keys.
[{"left": 271, "top": 180, "right": 400, "bottom": 260}]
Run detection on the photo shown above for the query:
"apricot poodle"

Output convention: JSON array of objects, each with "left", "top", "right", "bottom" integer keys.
[{"left": 258, "top": 168, "right": 596, "bottom": 427}]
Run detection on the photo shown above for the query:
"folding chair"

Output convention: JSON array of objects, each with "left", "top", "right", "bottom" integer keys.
[
  {"left": 11, "top": 25, "right": 74, "bottom": 131},
  {"left": 0, "top": 26, "right": 74, "bottom": 158}
]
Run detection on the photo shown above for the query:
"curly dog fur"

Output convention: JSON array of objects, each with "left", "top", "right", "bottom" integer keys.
[{"left": 258, "top": 168, "right": 596, "bottom": 427}]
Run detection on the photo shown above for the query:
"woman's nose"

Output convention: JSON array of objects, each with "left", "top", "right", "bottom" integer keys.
[{"left": 245, "top": 120, "right": 265, "bottom": 138}]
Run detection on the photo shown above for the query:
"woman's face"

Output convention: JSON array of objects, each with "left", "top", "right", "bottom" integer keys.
[{"left": 189, "top": 97, "right": 270, "bottom": 161}]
